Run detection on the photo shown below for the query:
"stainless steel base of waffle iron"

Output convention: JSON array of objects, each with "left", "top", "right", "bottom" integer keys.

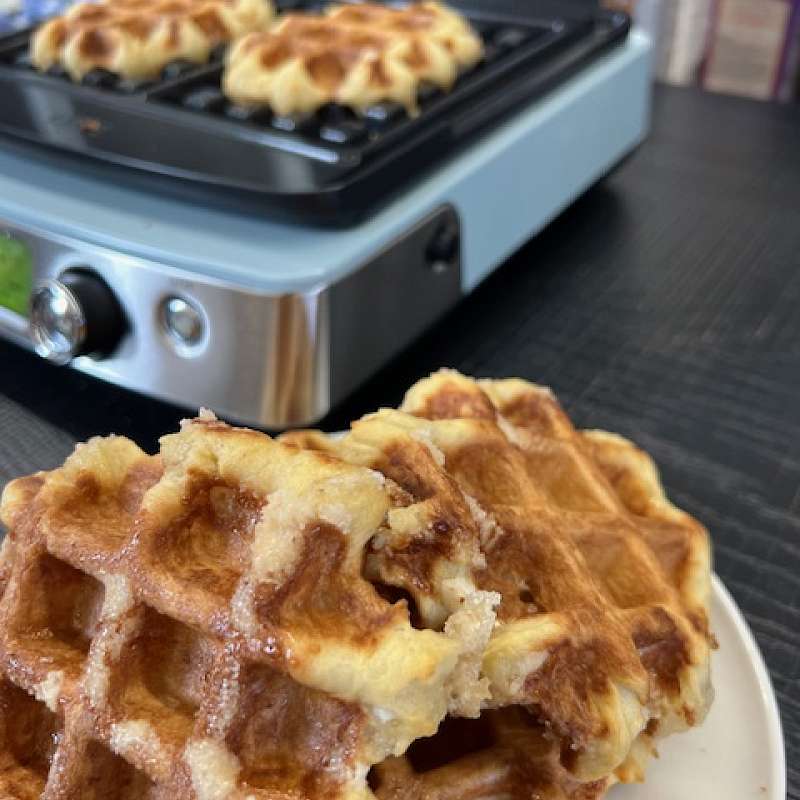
[{"left": 0, "top": 30, "right": 652, "bottom": 428}]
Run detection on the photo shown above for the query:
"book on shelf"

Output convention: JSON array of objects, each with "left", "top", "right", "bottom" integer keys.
[
  {"left": 703, "top": 0, "right": 798, "bottom": 101},
  {"left": 604, "top": 0, "right": 800, "bottom": 101}
]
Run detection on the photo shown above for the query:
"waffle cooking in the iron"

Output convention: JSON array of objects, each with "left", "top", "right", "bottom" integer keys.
[
  {"left": 222, "top": 2, "right": 483, "bottom": 115},
  {"left": 0, "top": 371, "right": 715, "bottom": 799},
  {"left": 30, "top": 0, "right": 274, "bottom": 81}
]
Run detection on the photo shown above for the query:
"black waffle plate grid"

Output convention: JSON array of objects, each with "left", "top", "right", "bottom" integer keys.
[
  {"left": 0, "top": 3, "right": 630, "bottom": 223},
  {"left": 0, "top": 10, "right": 586, "bottom": 160}
]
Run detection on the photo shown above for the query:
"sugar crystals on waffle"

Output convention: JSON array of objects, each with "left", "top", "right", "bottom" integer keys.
[
  {"left": 0, "top": 371, "right": 715, "bottom": 800},
  {"left": 31, "top": 0, "right": 274, "bottom": 81},
  {"left": 222, "top": 2, "right": 483, "bottom": 115},
  {"left": 0, "top": 416, "right": 498, "bottom": 799},
  {"left": 282, "top": 370, "right": 715, "bottom": 796},
  {"left": 401, "top": 373, "right": 715, "bottom": 777}
]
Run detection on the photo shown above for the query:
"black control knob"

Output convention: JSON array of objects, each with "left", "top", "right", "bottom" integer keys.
[
  {"left": 30, "top": 271, "right": 125, "bottom": 364},
  {"left": 426, "top": 218, "right": 460, "bottom": 273}
]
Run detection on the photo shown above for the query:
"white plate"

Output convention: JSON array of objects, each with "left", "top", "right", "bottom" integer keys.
[{"left": 615, "top": 575, "right": 786, "bottom": 800}]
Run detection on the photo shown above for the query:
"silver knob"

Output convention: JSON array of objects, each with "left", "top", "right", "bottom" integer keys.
[
  {"left": 161, "top": 296, "right": 205, "bottom": 348},
  {"left": 30, "top": 278, "right": 87, "bottom": 364},
  {"left": 29, "top": 272, "right": 125, "bottom": 365}
]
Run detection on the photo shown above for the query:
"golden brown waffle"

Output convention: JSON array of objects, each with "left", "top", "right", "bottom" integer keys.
[
  {"left": 222, "top": 2, "right": 483, "bottom": 115},
  {"left": 0, "top": 415, "right": 499, "bottom": 799},
  {"left": 282, "top": 370, "right": 715, "bottom": 790},
  {"left": 0, "top": 372, "right": 714, "bottom": 800},
  {"left": 280, "top": 425, "right": 615, "bottom": 800},
  {"left": 31, "top": 0, "right": 274, "bottom": 81},
  {"left": 401, "top": 372, "right": 714, "bottom": 770},
  {"left": 579, "top": 428, "right": 713, "bottom": 637},
  {"left": 324, "top": 1, "right": 483, "bottom": 69}
]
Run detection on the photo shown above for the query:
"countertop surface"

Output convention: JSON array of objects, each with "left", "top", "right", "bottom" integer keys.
[{"left": 2, "top": 84, "right": 798, "bottom": 795}]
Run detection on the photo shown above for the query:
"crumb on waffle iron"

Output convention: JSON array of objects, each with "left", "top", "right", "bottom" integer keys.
[
  {"left": 222, "top": 2, "right": 483, "bottom": 115},
  {"left": 0, "top": 370, "right": 715, "bottom": 800},
  {"left": 31, "top": 0, "right": 274, "bottom": 81}
]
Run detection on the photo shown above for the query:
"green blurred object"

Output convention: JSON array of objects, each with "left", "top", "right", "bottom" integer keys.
[{"left": 0, "top": 235, "right": 33, "bottom": 316}]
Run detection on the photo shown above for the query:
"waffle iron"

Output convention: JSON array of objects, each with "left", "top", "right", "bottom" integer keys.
[{"left": 0, "top": 1, "right": 652, "bottom": 427}]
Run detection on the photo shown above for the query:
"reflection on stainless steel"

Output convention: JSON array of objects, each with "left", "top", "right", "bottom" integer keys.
[{"left": 262, "top": 293, "right": 321, "bottom": 425}]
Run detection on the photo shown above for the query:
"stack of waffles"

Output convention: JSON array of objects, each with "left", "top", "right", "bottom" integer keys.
[{"left": 0, "top": 370, "right": 714, "bottom": 799}]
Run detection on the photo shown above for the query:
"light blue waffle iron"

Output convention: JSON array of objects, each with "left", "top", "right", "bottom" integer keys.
[{"left": 0, "top": 8, "right": 651, "bottom": 427}]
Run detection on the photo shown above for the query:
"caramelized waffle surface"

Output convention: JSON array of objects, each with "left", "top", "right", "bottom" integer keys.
[
  {"left": 31, "top": 0, "right": 274, "bottom": 81},
  {"left": 0, "top": 415, "right": 499, "bottom": 799},
  {"left": 282, "top": 370, "right": 715, "bottom": 791},
  {"left": 0, "top": 372, "right": 714, "bottom": 800},
  {"left": 223, "top": 2, "right": 483, "bottom": 115}
]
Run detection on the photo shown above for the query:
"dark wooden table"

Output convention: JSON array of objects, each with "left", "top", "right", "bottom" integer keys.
[{"left": 2, "top": 84, "right": 798, "bottom": 795}]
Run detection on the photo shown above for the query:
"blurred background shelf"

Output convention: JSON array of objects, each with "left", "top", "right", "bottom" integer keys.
[{"left": 608, "top": 0, "right": 800, "bottom": 102}]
